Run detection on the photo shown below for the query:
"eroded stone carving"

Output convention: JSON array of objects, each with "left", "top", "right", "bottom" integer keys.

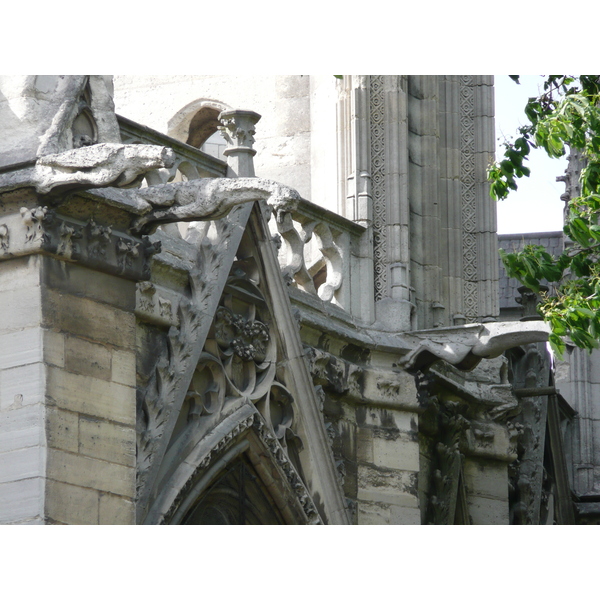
[
  {"left": 0, "top": 224, "right": 9, "bottom": 253},
  {"left": 33, "top": 143, "right": 176, "bottom": 194},
  {"left": 86, "top": 219, "right": 112, "bottom": 259},
  {"left": 21, "top": 206, "right": 52, "bottom": 244},
  {"left": 398, "top": 321, "right": 551, "bottom": 372},
  {"left": 305, "top": 346, "right": 363, "bottom": 398},
  {"left": 128, "top": 177, "right": 300, "bottom": 234},
  {"left": 215, "top": 306, "right": 270, "bottom": 362},
  {"left": 0, "top": 76, "right": 176, "bottom": 194},
  {"left": 56, "top": 220, "right": 82, "bottom": 259}
]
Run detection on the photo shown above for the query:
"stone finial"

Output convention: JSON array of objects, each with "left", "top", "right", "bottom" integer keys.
[
  {"left": 516, "top": 285, "right": 548, "bottom": 321},
  {"left": 218, "top": 110, "right": 261, "bottom": 178}
]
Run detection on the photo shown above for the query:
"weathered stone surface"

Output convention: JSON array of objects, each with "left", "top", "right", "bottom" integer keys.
[
  {"left": 46, "top": 448, "right": 135, "bottom": 497},
  {"left": 0, "top": 363, "right": 45, "bottom": 411},
  {"left": 99, "top": 492, "right": 135, "bottom": 524},
  {"left": 0, "top": 404, "right": 43, "bottom": 453},
  {"left": 372, "top": 437, "right": 420, "bottom": 471},
  {"left": 46, "top": 366, "right": 135, "bottom": 426},
  {"left": 45, "top": 480, "right": 100, "bottom": 525},
  {"left": 111, "top": 349, "right": 136, "bottom": 387},
  {"left": 0, "top": 287, "right": 41, "bottom": 333},
  {"left": 389, "top": 506, "right": 421, "bottom": 525},
  {"left": 78, "top": 417, "right": 135, "bottom": 467},
  {"left": 64, "top": 336, "right": 112, "bottom": 381},
  {"left": 46, "top": 407, "right": 79, "bottom": 454},
  {"left": 42, "top": 289, "right": 136, "bottom": 350},
  {"left": 357, "top": 500, "right": 390, "bottom": 525},
  {"left": 0, "top": 445, "right": 45, "bottom": 484},
  {"left": 43, "top": 330, "right": 65, "bottom": 368},
  {"left": 464, "top": 458, "right": 508, "bottom": 501},
  {"left": 42, "top": 260, "right": 136, "bottom": 312},
  {"left": 0, "top": 328, "right": 42, "bottom": 370},
  {"left": 467, "top": 495, "right": 509, "bottom": 525},
  {"left": 0, "top": 477, "right": 44, "bottom": 522}
]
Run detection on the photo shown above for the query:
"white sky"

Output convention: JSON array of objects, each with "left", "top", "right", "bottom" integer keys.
[{"left": 494, "top": 75, "right": 568, "bottom": 234}]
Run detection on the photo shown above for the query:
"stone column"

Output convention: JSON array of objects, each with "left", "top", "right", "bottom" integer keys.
[
  {"left": 219, "top": 109, "right": 261, "bottom": 178},
  {"left": 408, "top": 75, "right": 442, "bottom": 330},
  {"left": 0, "top": 189, "right": 156, "bottom": 524}
]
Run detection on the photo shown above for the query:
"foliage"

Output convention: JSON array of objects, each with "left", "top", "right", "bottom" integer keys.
[{"left": 489, "top": 76, "right": 600, "bottom": 357}]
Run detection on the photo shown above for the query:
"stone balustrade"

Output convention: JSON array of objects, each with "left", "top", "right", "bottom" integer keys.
[
  {"left": 117, "top": 115, "right": 228, "bottom": 185},
  {"left": 269, "top": 197, "right": 373, "bottom": 321},
  {"left": 119, "top": 113, "right": 374, "bottom": 322}
]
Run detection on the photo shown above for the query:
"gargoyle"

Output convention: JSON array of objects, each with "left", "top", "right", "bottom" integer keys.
[
  {"left": 0, "top": 75, "right": 176, "bottom": 194},
  {"left": 398, "top": 321, "right": 551, "bottom": 372},
  {"left": 125, "top": 177, "right": 301, "bottom": 234},
  {"left": 33, "top": 143, "right": 176, "bottom": 194}
]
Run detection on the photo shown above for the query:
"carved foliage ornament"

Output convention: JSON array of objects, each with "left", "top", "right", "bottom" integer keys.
[
  {"left": 138, "top": 246, "right": 310, "bottom": 521},
  {"left": 136, "top": 214, "right": 244, "bottom": 509}
]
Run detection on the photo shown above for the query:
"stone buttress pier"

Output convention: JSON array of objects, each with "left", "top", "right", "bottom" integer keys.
[{"left": 0, "top": 186, "right": 159, "bottom": 524}]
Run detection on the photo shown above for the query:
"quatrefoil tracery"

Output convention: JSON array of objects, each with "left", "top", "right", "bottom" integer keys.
[{"left": 181, "top": 271, "right": 298, "bottom": 451}]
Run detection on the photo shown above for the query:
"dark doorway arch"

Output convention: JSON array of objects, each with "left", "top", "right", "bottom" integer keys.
[{"left": 181, "top": 454, "right": 285, "bottom": 525}]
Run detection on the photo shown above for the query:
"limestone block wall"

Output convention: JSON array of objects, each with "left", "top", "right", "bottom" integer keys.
[
  {"left": 0, "top": 183, "right": 147, "bottom": 524},
  {"left": 463, "top": 456, "right": 509, "bottom": 524},
  {"left": 0, "top": 252, "right": 138, "bottom": 525},
  {"left": 0, "top": 255, "right": 46, "bottom": 524},
  {"left": 41, "top": 259, "right": 137, "bottom": 524},
  {"left": 353, "top": 404, "right": 421, "bottom": 525}
]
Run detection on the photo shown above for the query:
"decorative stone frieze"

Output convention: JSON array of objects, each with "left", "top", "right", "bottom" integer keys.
[
  {"left": 370, "top": 75, "right": 387, "bottom": 303},
  {"left": 0, "top": 208, "right": 160, "bottom": 281}
]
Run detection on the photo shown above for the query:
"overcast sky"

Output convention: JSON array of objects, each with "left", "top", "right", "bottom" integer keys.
[{"left": 494, "top": 75, "right": 568, "bottom": 234}]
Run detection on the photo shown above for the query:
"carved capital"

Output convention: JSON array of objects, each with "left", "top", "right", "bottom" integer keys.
[{"left": 218, "top": 109, "right": 261, "bottom": 177}]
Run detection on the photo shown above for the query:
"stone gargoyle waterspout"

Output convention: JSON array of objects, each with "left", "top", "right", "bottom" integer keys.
[
  {"left": 396, "top": 320, "right": 551, "bottom": 372},
  {"left": 0, "top": 75, "right": 175, "bottom": 194},
  {"left": 120, "top": 177, "right": 301, "bottom": 234}
]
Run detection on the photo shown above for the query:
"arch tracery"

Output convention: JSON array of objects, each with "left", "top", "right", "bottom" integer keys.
[{"left": 142, "top": 237, "right": 322, "bottom": 525}]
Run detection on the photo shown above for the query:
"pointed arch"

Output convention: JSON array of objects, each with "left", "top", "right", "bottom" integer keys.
[{"left": 144, "top": 404, "right": 321, "bottom": 524}]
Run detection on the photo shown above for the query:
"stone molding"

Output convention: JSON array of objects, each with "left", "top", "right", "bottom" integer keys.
[
  {"left": 0, "top": 207, "right": 160, "bottom": 281},
  {"left": 150, "top": 405, "right": 322, "bottom": 525}
]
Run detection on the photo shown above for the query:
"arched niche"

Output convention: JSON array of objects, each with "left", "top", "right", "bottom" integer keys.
[
  {"left": 167, "top": 98, "right": 232, "bottom": 149},
  {"left": 144, "top": 405, "right": 321, "bottom": 525}
]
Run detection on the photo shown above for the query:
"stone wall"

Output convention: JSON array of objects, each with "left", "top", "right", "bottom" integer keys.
[{"left": 0, "top": 187, "right": 145, "bottom": 524}]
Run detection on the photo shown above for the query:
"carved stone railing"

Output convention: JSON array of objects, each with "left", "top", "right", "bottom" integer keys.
[
  {"left": 269, "top": 199, "right": 371, "bottom": 319},
  {"left": 117, "top": 114, "right": 228, "bottom": 183},
  {"left": 117, "top": 115, "right": 229, "bottom": 241},
  {"left": 118, "top": 113, "right": 373, "bottom": 320}
]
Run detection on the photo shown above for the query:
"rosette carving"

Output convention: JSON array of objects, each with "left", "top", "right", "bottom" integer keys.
[{"left": 215, "top": 306, "right": 270, "bottom": 363}]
